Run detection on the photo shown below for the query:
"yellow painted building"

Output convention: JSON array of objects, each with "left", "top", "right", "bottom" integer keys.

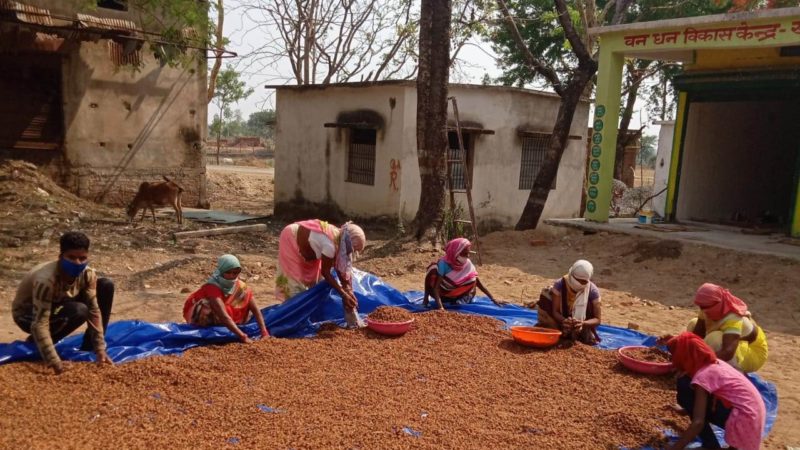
[{"left": 589, "top": 7, "right": 800, "bottom": 237}]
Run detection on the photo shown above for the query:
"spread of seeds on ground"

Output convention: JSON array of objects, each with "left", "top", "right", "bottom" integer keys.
[{"left": 0, "top": 311, "right": 685, "bottom": 449}]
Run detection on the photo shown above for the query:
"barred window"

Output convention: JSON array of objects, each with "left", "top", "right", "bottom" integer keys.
[
  {"left": 447, "top": 131, "right": 472, "bottom": 190},
  {"left": 346, "top": 128, "right": 376, "bottom": 185},
  {"left": 519, "top": 134, "right": 556, "bottom": 190}
]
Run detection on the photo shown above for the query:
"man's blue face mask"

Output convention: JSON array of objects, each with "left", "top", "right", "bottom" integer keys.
[{"left": 60, "top": 257, "right": 88, "bottom": 278}]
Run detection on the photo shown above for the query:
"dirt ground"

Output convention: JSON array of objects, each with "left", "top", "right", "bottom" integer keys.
[{"left": 0, "top": 162, "right": 797, "bottom": 448}]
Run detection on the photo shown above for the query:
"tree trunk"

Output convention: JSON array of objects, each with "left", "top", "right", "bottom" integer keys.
[
  {"left": 216, "top": 100, "right": 224, "bottom": 165},
  {"left": 206, "top": 0, "right": 224, "bottom": 103},
  {"left": 412, "top": 0, "right": 451, "bottom": 242},
  {"left": 506, "top": 0, "right": 631, "bottom": 230},
  {"left": 614, "top": 61, "right": 651, "bottom": 181},
  {"left": 515, "top": 63, "right": 596, "bottom": 230},
  {"left": 614, "top": 81, "right": 639, "bottom": 181}
]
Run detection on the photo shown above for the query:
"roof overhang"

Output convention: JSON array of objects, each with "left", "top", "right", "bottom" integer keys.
[
  {"left": 323, "top": 122, "right": 380, "bottom": 130},
  {"left": 518, "top": 129, "right": 583, "bottom": 140},
  {"left": 446, "top": 126, "right": 495, "bottom": 135}
]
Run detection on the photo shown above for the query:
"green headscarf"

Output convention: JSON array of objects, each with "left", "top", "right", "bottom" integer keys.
[{"left": 206, "top": 254, "right": 241, "bottom": 295}]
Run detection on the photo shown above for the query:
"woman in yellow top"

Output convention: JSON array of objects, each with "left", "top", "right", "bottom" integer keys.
[{"left": 684, "top": 283, "right": 768, "bottom": 373}]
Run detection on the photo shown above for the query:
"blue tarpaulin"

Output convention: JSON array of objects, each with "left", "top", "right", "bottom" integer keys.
[{"left": 0, "top": 270, "right": 777, "bottom": 447}]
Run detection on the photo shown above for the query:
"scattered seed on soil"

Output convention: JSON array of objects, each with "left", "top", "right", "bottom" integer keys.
[
  {"left": 367, "top": 306, "right": 414, "bottom": 323},
  {"left": 624, "top": 347, "right": 672, "bottom": 363},
  {"left": 0, "top": 312, "right": 685, "bottom": 449}
]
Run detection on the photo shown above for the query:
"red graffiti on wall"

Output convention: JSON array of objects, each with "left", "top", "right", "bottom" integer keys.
[{"left": 389, "top": 159, "right": 401, "bottom": 191}]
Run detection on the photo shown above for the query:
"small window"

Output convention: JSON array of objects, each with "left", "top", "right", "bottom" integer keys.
[
  {"left": 97, "top": 0, "right": 128, "bottom": 11},
  {"left": 447, "top": 131, "right": 473, "bottom": 190},
  {"left": 346, "top": 128, "right": 376, "bottom": 185},
  {"left": 519, "top": 134, "right": 556, "bottom": 190}
]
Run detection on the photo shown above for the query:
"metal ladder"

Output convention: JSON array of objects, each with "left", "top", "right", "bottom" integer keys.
[{"left": 446, "top": 96, "right": 482, "bottom": 265}]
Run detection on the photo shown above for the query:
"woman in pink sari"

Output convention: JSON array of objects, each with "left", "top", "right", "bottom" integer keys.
[
  {"left": 275, "top": 219, "right": 366, "bottom": 327},
  {"left": 423, "top": 238, "right": 502, "bottom": 310}
]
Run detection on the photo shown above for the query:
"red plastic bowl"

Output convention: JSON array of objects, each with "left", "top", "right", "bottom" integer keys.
[
  {"left": 510, "top": 326, "right": 561, "bottom": 348},
  {"left": 617, "top": 345, "right": 674, "bottom": 375},
  {"left": 366, "top": 318, "right": 415, "bottom": 336}
]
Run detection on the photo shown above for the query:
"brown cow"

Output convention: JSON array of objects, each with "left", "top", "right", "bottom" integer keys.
[{"left": 126, "top": 176, "right": 184, "bottom": 224}]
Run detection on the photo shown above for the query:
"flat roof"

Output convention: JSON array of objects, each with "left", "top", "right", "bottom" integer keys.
[
  {"left": 588, "top": 6, "right": 800, "bottom": 36},
  {"left": 264, "top": 80, "right": 573, "bottom": 101}
]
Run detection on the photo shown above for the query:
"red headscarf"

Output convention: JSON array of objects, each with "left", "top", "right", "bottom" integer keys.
[
  {"left": 444, "top": 238, "right": 471, "bottom": 270},
  {"left": 693, "top": 283, "right": 749, "bottom": 321},
  {"left": 667, "top": 332, "right": 718, "bottom": 377}
]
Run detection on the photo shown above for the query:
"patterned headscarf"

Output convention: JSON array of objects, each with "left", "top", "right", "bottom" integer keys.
[
  {"left": 334, "top": 222, "right": 358, "bottom": 282},
  {"left": 694, "top": 283, "right": 749, "bottom": 321},
  {"left": 444, "top": 238, "right": 471, "bottom": 271},
  {"left": 667, "top": 331, "right": 718, "bottom": 377}
]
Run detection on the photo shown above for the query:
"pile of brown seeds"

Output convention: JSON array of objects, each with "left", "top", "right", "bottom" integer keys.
[
  {"left": 367, "top": 306, "right": 414, "bottom": 323},
  {"left": 625, "top": 347, "right": 672, "bottom": 363},
  {"left": 0, "top": 311, "right": 685, "bottom": 449}
]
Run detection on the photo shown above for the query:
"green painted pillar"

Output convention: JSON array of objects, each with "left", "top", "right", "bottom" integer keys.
[{"left": 585, "top": 47, "right": 624, "bottom": 222}]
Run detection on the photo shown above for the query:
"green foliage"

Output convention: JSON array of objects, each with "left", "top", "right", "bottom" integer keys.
[
  {"left": 246, "top": 111, "right": 277, "bottom": 139},
  {"left": 210, "top": 109, "right": 276, "bottom": 139},
  {"left": 486, "top": 0, "right": 731, "bottom": 90},
  {"left": 211, "top": 66, "right": 254, "bottom": 143},
  {"left": 643, "top": 63, "right": 683, "bottom": 121},
  {"left": 442, "top": 203, "right": 468, "bottom": 244},
  {"left": 487, "top": 0, "right": 578, "bottom": 87},
  {"left": 212, "top": 66, "right": 254, "bottom": 115},
  {"left": 81, "top": 0, "right": 215, "bottom": 69},
  {"left": 639, "top": 134, "right": 657, "bottom": 169}
]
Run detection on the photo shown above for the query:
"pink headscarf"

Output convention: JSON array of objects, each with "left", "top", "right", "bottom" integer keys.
[
  {"left": 440, "top": 238, "right": 477, "bottom": 285},
  {"left": 693, "top": 283, "right": 749, "bottom": 322},
  {"left": 444, "top": 238, "right": 471, "bottom": 270}
]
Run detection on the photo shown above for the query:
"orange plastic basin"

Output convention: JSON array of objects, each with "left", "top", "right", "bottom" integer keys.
[{"left": 510, "top": 326, "right": 561, "bottom": 348}]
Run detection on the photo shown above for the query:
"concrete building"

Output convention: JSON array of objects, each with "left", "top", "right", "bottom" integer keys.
[
  {"left": 0, "top": 0, "right": 208, "bottom": 206},
  {"left": 588, "top": 7, "right": 800, "bottom": 237},
  {"left": 270, "top": 81, "right": 590, "bottom": 230}
]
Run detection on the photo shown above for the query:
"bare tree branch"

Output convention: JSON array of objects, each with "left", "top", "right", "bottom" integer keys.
[
  {"left": 239, "top": 0, "right": 419, "bottom": 86},
  {"left": 372, "top": 1, "right": 413, "bottom": 80}
]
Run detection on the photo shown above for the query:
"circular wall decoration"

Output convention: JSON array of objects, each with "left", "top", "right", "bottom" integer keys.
[{"left": 595, "top": 105, "right": 606, "bottom": 117}]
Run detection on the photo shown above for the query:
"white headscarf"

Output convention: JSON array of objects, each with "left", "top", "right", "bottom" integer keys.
[
  {"left": 567, "top": 260, "right": 594, "bottom": 321},
  {"left": 348, "top": 223, "right": 366, "bottom": 259}
]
